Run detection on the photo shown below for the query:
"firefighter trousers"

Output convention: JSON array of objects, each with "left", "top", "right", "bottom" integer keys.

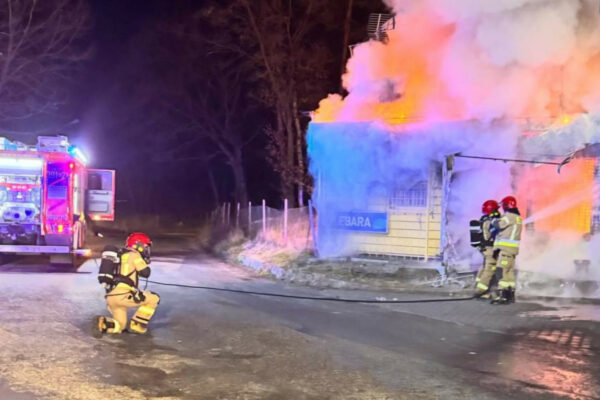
[
  {"left": 475, "top": 267, "right": 483, "bottom": 283},
  {"left": 497, "top": 251, "right": 516, "bottom": 289},
  {"left": 476, "top": 252, "right": 497, "bottom": 294},
  {"left": 105, "top": 289, "right": 160, "bottom": 334}
]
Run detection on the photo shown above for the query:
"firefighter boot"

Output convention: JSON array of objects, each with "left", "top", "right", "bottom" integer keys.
[
  {"left": 93, "top": 315, "right": 119, "bottom": 337},
  {"left": 129, "top": 304, "right": 157, "bottom": 334},
  {"left": 129, "top": 320, "right": 148, "bottom": 334},
  {"left": 475, "top": 292, "right": 491, "bottom": 300},
  {"left": 490, "top": 289, "right": 503, "bottom": 304},
  {"left": 491, "top": 289, "right": 512, "bottom": 305},
  {"left": 500, "top": 288, "right": 516, "bottom": 304},
  {"left": 507, "top": 288, "right": 516, "bottom": 304},
  {"left": 93, "top": 316, "right": 106, "bottom": 338}
]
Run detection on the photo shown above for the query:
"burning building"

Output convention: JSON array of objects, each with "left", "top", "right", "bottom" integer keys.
[{"left": 308, "top": 0, "right": 600, "bottom": 280}]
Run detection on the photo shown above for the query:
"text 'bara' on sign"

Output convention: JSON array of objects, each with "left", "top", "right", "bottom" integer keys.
[{"left": 336, "top": 212, "right": 388, "bottom": 233}]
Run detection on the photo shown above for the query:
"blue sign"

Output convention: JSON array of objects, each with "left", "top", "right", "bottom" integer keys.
[{"left": 336, "top": 211, "right": 388, "bottom": 233}]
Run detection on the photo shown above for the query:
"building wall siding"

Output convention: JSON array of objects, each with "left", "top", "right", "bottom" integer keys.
[{"left": 349, "top": 180, "right": 443, "bottom": 258}]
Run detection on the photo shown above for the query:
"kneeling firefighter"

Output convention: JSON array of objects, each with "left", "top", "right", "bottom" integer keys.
[
  {"left": 491, "top": 196, "right": 522, "bottom": 305},
  {"left": 472, "top": 200, "right": 500, "bottom": 299},
  {"left": 94, "top": 233, "right": 160, "bottom": 335}
]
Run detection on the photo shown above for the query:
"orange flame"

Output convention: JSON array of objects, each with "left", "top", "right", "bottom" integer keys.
[{"left": 314, "top": 11, "right": 462, "bottom": 124}]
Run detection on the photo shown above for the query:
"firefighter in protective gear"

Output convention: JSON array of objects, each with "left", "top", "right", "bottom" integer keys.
[
  {"left": 491, "top": 196, "right": 522, "bottom": 304},
  {"left": 474, "top": 200, "right": 500, "bottom": 299},
  {"left": 94, "top": 233, "right": 160, "bottom": 335}
]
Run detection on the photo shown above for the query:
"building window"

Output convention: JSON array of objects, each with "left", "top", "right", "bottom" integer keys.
[{"left": 390, "top": 181, "right": 428, "bottom": 208}]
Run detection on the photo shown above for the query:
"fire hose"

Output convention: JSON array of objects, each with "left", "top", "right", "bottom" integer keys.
[
  {"left": 144, "top": 279, "right": 475, "bottom": 304},
  {"left": 94, "top": 258, "right": 475, "bottom": 304}
]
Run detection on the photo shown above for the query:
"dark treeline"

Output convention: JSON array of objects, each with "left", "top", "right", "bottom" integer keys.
[{"left": 0, "top": 0, "right": 386, "bottom": 221}]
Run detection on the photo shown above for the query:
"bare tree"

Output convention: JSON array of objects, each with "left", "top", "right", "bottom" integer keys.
[
  {"left": 340, "top": 0, "right": 354, "bottom": 92},
  {"left": 201, "top": 0, "right": 337, "bottom": 206},
  {"left": 131, "top": 19, "right": 259, "bottom": 206},
  {"left": 166, "top": 64, "right": 253, "bottom": 205},
  {"left": 242, "top": 0, "right": 336, "bottom": 206},
  {"left": 0, "top": 0, "right": 90, "bottom": 134}
]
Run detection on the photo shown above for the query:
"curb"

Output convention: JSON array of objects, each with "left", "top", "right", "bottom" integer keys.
[{"left": 232, "top": 252, "right": 600, "bottom": 301}]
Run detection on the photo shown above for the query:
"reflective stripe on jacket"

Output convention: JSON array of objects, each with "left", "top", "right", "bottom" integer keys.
[{"left": 493, "top": 210, "right": 522, "bottom": 255}]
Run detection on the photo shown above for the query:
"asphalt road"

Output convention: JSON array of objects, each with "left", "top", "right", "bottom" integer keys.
[{"left": 0, "top": 237, "right": 597, "bottom": 399}]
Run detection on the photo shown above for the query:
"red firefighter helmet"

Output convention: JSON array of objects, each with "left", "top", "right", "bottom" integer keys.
[
  {"left": 482, "top": 200, "right": 499, "bottom": 215},
  {"left": 126, "top": 232, "right": 152, "bottom": 263},
  {"left": 500, "top": 196, "right": 517, "bottom": 210}
]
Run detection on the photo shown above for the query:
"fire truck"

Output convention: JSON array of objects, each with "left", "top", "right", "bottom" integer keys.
[{"left": 0, "top": 136, "right": 115, "bottom": 265}]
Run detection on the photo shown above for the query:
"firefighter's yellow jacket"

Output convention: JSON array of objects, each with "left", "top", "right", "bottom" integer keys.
[
  {"left": 493, "top": 209, "right": 523, "bottom": 256},
  {"left": 111, "top": 249, "right": 150, "bottom": 294}
]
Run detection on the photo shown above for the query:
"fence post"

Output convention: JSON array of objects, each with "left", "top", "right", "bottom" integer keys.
[
  {"left": 308, "top": 200, "right": 318, "bottom": 256},
  {"left": 262, "top": 199, "right": 266, "bottom": 236},
  {"left": 236, "top": 202, "right": 240, "bottom": 229},
  {"left": 424, "top": 165, "right": 432, "bottom": 262},
  {"left": 283, "top": 198, "right": 288, "bottom": 244},
  {"left": 248, "top": 201, "right": 252, "bottom": 235},
  {"left": 226, "top": 202, "right": 231, "bottom": 227}
]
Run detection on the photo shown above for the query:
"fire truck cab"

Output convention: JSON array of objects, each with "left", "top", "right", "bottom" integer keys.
[{"left": 0, "top": 136, "right": 115, "bottom": 265}]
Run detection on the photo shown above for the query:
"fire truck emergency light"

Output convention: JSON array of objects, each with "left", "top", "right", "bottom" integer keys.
[{"left": 68, "top": 146, "right": 88, "bottom": 165}]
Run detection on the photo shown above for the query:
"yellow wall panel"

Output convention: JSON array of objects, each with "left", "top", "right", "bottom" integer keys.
[
  {"left": 384, "top": 221, "right": 441, "bottom": 231},
  {"left": 351, "top": 236, "right": 438, "bottom": 247},
  {"left": 389, "top": 214, "right": 441, "bottom": 223},
  {"left": 385, "top": 229, "right": 441, "bottom": 239},
  {"left": 356, "top": 243, "right": 441, "bottom": 257}
]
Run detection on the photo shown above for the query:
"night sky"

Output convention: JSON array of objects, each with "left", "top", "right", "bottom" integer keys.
[{"left": 78, "top": 0, "right": 210, "bottom": 220}]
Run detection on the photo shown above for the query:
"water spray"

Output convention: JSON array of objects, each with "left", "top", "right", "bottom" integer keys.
[{"left": 523, "top": 186, "right": 599, "bottom": 225}]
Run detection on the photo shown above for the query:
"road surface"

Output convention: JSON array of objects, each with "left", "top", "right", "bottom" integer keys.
[{"left": 0, "top": 235, "right": 597, "bottom": 399}]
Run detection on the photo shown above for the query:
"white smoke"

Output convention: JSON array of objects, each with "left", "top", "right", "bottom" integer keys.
[
  {"left": 377, "top": 0, "right": 600, "bottom": 120},
  {"left": 310, "top": 0, "right": 600, "bottom": 296},
  {"left": 522, "top": 114, "right": 600, "bottom": 156}
]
